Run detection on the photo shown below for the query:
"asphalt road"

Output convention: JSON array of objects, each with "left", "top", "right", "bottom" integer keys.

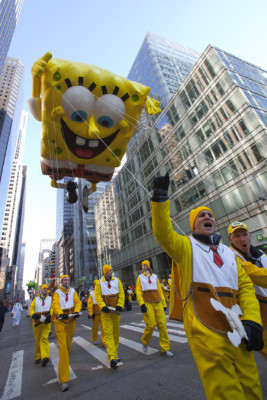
[{"left": 0, "top": 302, "right": 266, "bottom": 400}]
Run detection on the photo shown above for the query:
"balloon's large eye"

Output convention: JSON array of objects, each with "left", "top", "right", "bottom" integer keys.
[
  {"left": 95, "top": 94, "right": 125, "bottom": 128},
  {"left": 61, "top": 86, "right": 95, "bottom": 122}
]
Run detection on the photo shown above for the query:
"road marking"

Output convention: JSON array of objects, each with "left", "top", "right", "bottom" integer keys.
[
  {"left": 1, "top": 350, "right": 23, "bottom": 400},
  {"left": 48, "top": 342, "right": 77, "bottom": 384},
  {"left": 73, "top": 336, "right": 117, "bottom": 368},
  {"left": 121, "top": 324, "right": 188, "bottom": 343},
  {"left": 119, "top": 336, "right": 158, "bottom": 355},
  {"left": 130, "top": 322, "right": 186, "bottom": 335},
  {"left": 81, "top": 324, "right": 92, "bottom": 330}
]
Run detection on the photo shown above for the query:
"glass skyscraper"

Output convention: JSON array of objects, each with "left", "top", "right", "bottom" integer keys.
[
  {"left": 127, "top": 32, "right": 200, "bottom": 151},
  {"left": 0, "top": 0, "right": 24, "bottom": 75}
]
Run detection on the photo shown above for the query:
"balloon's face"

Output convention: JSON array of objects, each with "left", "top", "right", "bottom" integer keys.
[{"left": 39, "top": 59, "right": 150, "bottom": 181}]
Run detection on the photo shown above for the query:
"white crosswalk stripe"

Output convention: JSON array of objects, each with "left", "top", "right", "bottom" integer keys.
[
  {"left": 73, "top": 336, "right": 114, "bottom": 368},
  {"left": 121, "top": 324, "right": 188, "bottom": 343},
  {"left": 131, "top": 322, "right": 186, "bottom": 335},
  {"left": 0, "top": 350, "right": 23, "bottom": 400}
]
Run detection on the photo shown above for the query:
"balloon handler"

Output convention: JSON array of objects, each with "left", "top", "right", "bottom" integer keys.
[
  {"left": 52, "top": 275, "right": 82, "bottom": 392},
  {"left": 28, "top": 52, "right": 161, "bottom": 212},
  {"left": 29, "top": 284, "right": 53, "bottom": 366},
  {"left": 136, "top": 260, "right": 173, "bottom": 357},
  {"left": 152, "top": 173, "right": 264, "bottom": 400},
  {"left": 95, "top": 265, "right": 125, "bottom": 369},
  {"left": 87, "top": 280, "right": 105, "bottom": 346},
  {"left": 229, "top": 221, "right": 267, "bottom": 361}
]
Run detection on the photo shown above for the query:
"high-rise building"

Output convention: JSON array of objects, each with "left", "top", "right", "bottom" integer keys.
[
  {"left": 38, "top": 239, "right": 56, "bottom": 285},
  {"left": 73, "top": 179, "right": 111, "bottom": 288},
  {"left": 0, "top": 56, "right": 24, "bottom": 232},
  {"left": 1, "top": 111, "right": 27, "bottom": 260},
  {"left": 0, "top": 0, "right": 24, "bottom": 75},
  {"left": 127, "top": 32, "right": 200, "bottom": 153},
  {"left": 56, "top": 177, "right": 74, "bottom": 241},
  {"left": 16, "top": 241, "right": 25, "bottom": 299},
  {"left": 95, "top": 44, "right": 267, "bottom": 284}
]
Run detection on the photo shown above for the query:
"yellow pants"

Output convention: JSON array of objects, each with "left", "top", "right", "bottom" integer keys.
[
  {"left": 128, "top": 295, "right": 132, "bottom": 303},
  {"left": 142, "top": 302, "right": 170, "bottom": 352},
  {"left": 101, "top": 312, "right": 120, "bottom": 362},
  {"left": 164, "top": 291, "right": 170, "bottom": 303},
  {"left": 33, "top": 322, "right": 51, "bottom": 360},
  {"left": 184, "top": 303, "right": 262, "bottom": 400},
  {"left": 54, "top": 320, "right": 76, "bottom": 383},
  {"left": 92, "top": 314, "right": 105, "bottom": 346},
  {"left": 260, "top": 328, "right": 267, "bottom": 360}
]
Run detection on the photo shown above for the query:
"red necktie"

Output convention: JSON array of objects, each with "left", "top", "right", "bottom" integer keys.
[
  {"left": 42, "top": 298, "right": 45, "bottom": 306},
  {"left": 65, "top": 293, "right": 68, "bottom": 302},
  {"left": 210, "top": 246, "right": 223, "bottom": 268},
  {"left": 108, "top": 281, "right": 111, "bottom": 289},
  {"left": 148, "top": 277, "right": 151, "bottom": 284}
]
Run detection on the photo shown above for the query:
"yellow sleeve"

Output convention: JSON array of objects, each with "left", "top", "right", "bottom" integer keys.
[
  {"left": 52, "top": 292, "right": 63, "bottom": 318},
  {"left": 152, "top": 200, "right": 193, "bottom": 300},
  {"left": 157, "top": 278, "right": 166, "bottom": 308},
  {"left": 28, "top": 299, "right": 35, "bottom": 317},
  {"left": 87, "top": 294, "right": 93, "bottom": 316},
  {"left": 73, "top": 291, "right": 82, "bottom": 313},
  {"left": 136, "top": 276, "right": 145, "bottom": 306},
  {"left": 94, "top": 280, "right": 106, "bottom": 310},
  {"left": 237, "top": 257, "right": 267, "bottom": 288},
  {"left": 237, "top": 258, "right": 262, "bottom": 325},
  {"left": 117, "top": 279, "right": 125, "bottom": 308}
]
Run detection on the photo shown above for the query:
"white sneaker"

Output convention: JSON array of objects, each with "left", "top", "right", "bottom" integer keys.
[
  {"left": 60, "top": 383, "right": 69, "bottom": 392},
  {"left": 143, "top": 344, "right": 148, "bottom": 354},
  {"left": 162, "top": 350, "right": 173, "bottom": 357}
]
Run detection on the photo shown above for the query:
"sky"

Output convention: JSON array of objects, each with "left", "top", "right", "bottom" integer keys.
[{"left": 7, "top": 0, "right": 267, "bottom": 290}]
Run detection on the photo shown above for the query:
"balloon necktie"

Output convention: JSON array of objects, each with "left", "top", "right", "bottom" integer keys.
[{"left": 210, "top": 246, "right": 223, "bottom": 268}]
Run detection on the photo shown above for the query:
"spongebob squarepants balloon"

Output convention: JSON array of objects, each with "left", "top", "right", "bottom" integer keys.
[{"left": 28, "top": 52, "right": 160, "bottom": 192}]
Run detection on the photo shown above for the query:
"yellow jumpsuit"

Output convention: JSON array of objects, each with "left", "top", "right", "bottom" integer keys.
[
  {"left": 87, "top": 290, "right": 105, "bottom": 346},
  {"left": 52, "top": 287, "right": 81, "bottom": 384},
  {"left": 95, "top": 277, "right": 124, "bottom": 362},
  {"left": 231, "top": 246, "right": 267, "bottom": 360},
  {"left": 152, "top": 200, "right": 263, "bottom": 400},
  {"left": 29, "top": 296, "right": 53, "bottom": 361},
  {"left": 136, "top": 273, "right": 170, "bottom": 353}
]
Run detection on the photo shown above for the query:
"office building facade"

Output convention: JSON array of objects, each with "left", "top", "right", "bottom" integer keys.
[
  {"left": 0, "top": 0, "right": 24, "bottom": 75},
  {"left": 0, "top": 56, "right": 24, "bottom": 232},
  {"left": 95, "top": 45, "right": 267, "bottom": 285}
]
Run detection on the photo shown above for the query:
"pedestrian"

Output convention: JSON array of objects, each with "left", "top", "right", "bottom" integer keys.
[
  {"left": 12, "top": 299, "right": 23, "bottom": 326},
  {"left": 87, "top": 280, "right": 105, "bottom": 346},
  {"left": 95, "top": 265, "right": 125, "bottom": 369},
  {"left": 29, "top": 284, "right": 52, "bottom": 366},
  {"left": 136, "top": 260, "right": 173, "bottom": 357},
  {"left": 229, "top": 221, "right": 267, "bottom": 360},
  {"left": 52, "top": 275, "right": 82, "bottom": 392},
  {"left": 0, "top": 300, "right": 8, "bottom": 332},
  {"left": 151, "top": 173, "right": 263, "bottom": 400}
]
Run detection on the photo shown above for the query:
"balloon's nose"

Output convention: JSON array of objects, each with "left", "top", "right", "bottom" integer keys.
[{"left": 88, "top": 115, "right": 99, "bottom": 138}]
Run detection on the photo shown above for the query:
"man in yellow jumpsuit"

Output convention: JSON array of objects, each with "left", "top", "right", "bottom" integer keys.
[
  {"left": 95, "top": 265, "right": 124, "bottom": 369},
  {"left": 136, "top": 260, "right": 173, "bottom": 357},
  {"left": 229, "top": 221, "right": 267, "bottom": 360},
  {"left": 151, "top": 173, "right": 263, "bottom": 400},
  {"left": 87, "top": 280, "right": 105, "bottom": 346},
  {"left": 52, "top": 275, "right": 81, "bottom": 392},
  {"left": 29, "top": 284, "right": 52, "bottom": 366}
]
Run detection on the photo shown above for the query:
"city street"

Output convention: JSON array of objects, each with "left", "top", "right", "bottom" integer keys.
[{"left": 0, "top": 302, "right": 266, "bottom": 400}]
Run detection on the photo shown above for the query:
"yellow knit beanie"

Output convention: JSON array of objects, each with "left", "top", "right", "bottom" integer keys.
[
  {"left": 103, "top": 264, "right": 112, "bottom": 275},
  {"left": 189, "top": 207, "right": 215, "bottom": 231},
  {"left": 142, "top": 260, "right": 151, "bottom": 268},
  {"left": 61, "top": 274, "right": 70, "bottom": 282},
  {"left": 41, "top": 284, "right": 48, "bottom": 290}
]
